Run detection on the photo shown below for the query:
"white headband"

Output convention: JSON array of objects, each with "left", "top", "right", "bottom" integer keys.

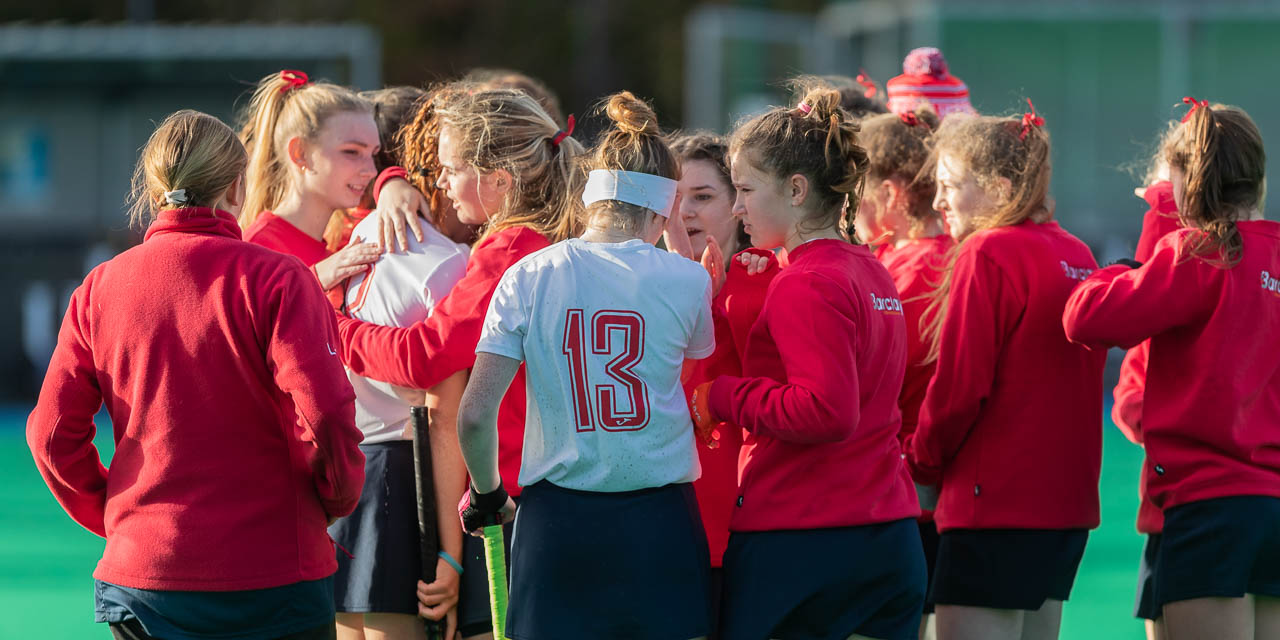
[{"left": 581, "top": 169, "right": 677, "bottom": 217}]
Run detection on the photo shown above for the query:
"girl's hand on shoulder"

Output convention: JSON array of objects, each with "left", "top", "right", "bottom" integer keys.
[
  {"left": 700, "top": 234, "right": 726, "bottom": 297},
  {"left": 736, "top": 250, "right": 774, "bottom": 276},
  {"left": 314, "top": 241, "right": 380, "bottom": 290},
  {"left": 375, "top": 178, "right": 430, "bottom": 253}
]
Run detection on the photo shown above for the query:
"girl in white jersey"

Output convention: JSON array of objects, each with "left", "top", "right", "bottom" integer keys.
[{"left": 456, "top": 91, "right": 715, "bottom": 639}]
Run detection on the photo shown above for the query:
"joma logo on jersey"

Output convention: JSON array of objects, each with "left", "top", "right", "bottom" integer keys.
[
  {"left": 870, "top": 292, "right": 903, "bottom": 315},
  {"left": 1263, "top": 270, "right": 1280, "bottom": 297},
  {"left": 1061, "top": 261, "right": 1094, "bottom": 282}
]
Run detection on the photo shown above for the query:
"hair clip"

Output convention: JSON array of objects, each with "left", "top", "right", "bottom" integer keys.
[
  {"left": 279, "top": 70, "right": 310, "bottom": 94},
  {"left": 163, "top": 189, "right": 188, "bottom": 206},
  {"left": 1020, "top": 98, "right": 1045, "bottom": 141},
  {"left": 552, "top": 114, "right": 576, "bottom": 147},
  {"left": 856, "top": 70, "right": 877, "bottom": 99},
  {"left": 1180, "top": 96, "right": 1210, "bottom": 123}
]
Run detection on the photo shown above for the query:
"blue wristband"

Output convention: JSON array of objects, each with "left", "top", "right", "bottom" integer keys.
[{"left": 438, "top": 550, "right": 464, "bottom": 576}]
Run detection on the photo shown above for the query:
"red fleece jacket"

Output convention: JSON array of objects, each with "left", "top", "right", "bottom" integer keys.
[{"left": 27, "top": 208, "right": 364, "bottom": 591}]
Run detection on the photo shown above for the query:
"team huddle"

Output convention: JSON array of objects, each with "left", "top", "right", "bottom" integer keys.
[{"left": 25, "top": 46, "right": 1280, "bottom": 640}]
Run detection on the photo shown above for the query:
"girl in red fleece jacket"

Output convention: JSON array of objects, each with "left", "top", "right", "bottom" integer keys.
[
  {"left": 667, "top": 132, "right": 780, "bottom": 633},
  {"left": 855, "top": 107, "right": 952, "bottom": 639},
  {"left": 27, "top": 110, "right": 365, "bottom": 640},
  {"left": 237, "top": 70, "right": 382, "bottom": 299},
  {"left": 335, "top": 87, "right": 583, "bottom": 640},
  {"left": 1064, "top": 102, "right": 1280, "bottom": 640},
  {"left": 906, "top": 103, "right": 1104, "bottom": 640},
  {"left": 690, "top": 86, "right": 924, "bottom": 640}
]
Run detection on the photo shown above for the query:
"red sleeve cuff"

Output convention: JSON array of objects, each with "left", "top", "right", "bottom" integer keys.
[
  {"left": 372, "top": 166, "right": 409, "bottom": 203},
  {"left": 707, "top": 376, "right": 741, "bottom": 428},
  {"left": 1143, "top": 180, "right": 1176, "bottom": 213}
]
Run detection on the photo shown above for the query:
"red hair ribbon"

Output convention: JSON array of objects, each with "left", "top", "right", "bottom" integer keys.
[
  {"left": 1019, "top": 98, "right": 1044, "bottom": 141},
  {"left": 900, "top": 112, "right": 921, "bottom": 127},
  {"left": 278, "top": 69, "right": 309, "bottom": 94},
  {"left": 1180, "top": 96, "right": 1210, "bottom": 123},
  {"left": 552, "top": 114, "right": 575, "bottom": 147},
  {"left": 856, "top": 70, "right": 877, "bottom": 99}
]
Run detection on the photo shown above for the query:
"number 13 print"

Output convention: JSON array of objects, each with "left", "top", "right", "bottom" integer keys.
[{"left": 562, "top": 309, "right": 650, "bottom": 432}]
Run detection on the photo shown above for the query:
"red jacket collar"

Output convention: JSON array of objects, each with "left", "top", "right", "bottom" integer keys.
[{"left": 144, "top": 208, "right": 242, "bottom": 243}]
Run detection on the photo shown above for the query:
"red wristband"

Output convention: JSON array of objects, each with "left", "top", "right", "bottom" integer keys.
[{"left": 372, "top": 166, "right": 409, "bottom": 203}]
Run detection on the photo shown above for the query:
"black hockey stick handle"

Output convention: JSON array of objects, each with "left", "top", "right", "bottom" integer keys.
[{"left": 410, "top": 406, "right": 445, "bottom": 640}]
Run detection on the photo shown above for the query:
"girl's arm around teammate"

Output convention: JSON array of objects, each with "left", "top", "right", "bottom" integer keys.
[
  {"left": 1063, "top": 230, "right": 1211, "bottom": 351},
  {"left": 336, "top": 226, "right": 547, "bottom": 390}
]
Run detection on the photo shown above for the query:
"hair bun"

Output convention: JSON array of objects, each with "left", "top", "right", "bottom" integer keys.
[
  {"left": 799, "top": 87, "right": 845, "bottom": 122},
  {"left": 605, "top": 91, "right": 660, "bottom": 137}
]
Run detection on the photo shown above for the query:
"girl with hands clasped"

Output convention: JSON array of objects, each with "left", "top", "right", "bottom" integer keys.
[
  {"left": 690, "top": 88, "right": 925, "bottom": 640},
  {"left": 456, "top": 92, "right": 715, "bottom": 639},
  {"left": 1064, "top": 100, "right": 1280, "bottom": 640},
  {"left": 238, "top": 70, "right": 382, "bottom": 296},
  {"left": 905, "top": 104, "right": 1104, "bottom": 640}
]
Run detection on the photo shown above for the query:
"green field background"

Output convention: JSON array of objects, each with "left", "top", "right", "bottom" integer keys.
[{"left": 0, "top": 405, "right": 1148, "bottom": 639}]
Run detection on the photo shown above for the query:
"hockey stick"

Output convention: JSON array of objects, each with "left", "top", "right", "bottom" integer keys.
[{"left": 410, "top": 406, "right": 445, "bottom": 640}]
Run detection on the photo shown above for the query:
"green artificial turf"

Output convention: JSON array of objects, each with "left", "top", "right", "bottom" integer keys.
[{"left": 0, "top": 407, "right": 1147, "bottom": 639}]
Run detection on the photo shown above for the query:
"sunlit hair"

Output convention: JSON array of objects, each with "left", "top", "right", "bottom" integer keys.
[
  {"left": 859, "top": 108, "right": 940, "bottom": 238},
  {"left": 463, "top": 67, "right": 566, "bottom": 127},
  {"left": 128, "top": 110, "right": 246, "bottom": 228},
  {"left": 730, "top": 86, "right": 871, "bottom": 235},
  {"left": 579, "top": 91, "right": 680, "bottom": 235},
  {"left": 920, "top": 109, "right": 1054, "bottom": 363},
  {"left": 237, "top": 71, "right": 372, "bottom": 228},
  {"left": 1160, "top": 102, "right": 1265, "bottom": 267},
  {"left": 434, "top": 86, "right": 585, "bottom": 243}
]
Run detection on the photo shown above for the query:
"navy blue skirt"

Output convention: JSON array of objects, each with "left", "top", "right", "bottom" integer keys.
[
  {"left": 1134, "top": 534, "right": 1162, "bottom": 620},
  {"left": 505, "top": 481, "right": 711, "bottom": 640},
  {"left": 929, "top": 528, "right": 1088, "bottom": 611},
  {"left": 1156, "top": 495, "right": 1280, "bottom": 607},
  {"left": 328, "top": 441, "right": 421, "bottom": 614},
  {"left": 720, "top": 519, "right": 926, "bottom": 640}
]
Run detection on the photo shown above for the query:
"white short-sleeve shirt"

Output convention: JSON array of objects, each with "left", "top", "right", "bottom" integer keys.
[
  {"left": 476, "top": 238, "right": 715, "bottom": 492},
  {"left": 343, "top": 215, "right": 469, "bottom": 444}
]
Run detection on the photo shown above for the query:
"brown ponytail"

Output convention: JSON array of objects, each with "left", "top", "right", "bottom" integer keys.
[{"left": 1161, "top": 103, "right": 1263, "bottom": 267}]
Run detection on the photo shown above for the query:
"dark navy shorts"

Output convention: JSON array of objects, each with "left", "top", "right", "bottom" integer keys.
[
  {"left": 505, "top": 480, "right": 711, "bottom": 640},
  {"left": 929, "top": 528, "right": 1088, "bottom": 611},
  {"left": 919, "top": 520, "right": 940, "bottom": 616},
  {"left": 720, "top": 518, "right": 926, "bottom": 640},
  {"left": 1134, "top": 534, "right": 1161, "bottom": 620},
  {"left": 329, "top": 441, "right": 420, "bottom": 614},
  {"left": 1155, "top": 495, "right": 1280, "bottom": 607}
]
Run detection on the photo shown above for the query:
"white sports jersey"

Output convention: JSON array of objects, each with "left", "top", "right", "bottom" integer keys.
[
  {"left": 477, "top": 238, "right": 715, "bottom": 492},
  {"left": 343, "top": 215, "right": 469, "bottom": 444}
]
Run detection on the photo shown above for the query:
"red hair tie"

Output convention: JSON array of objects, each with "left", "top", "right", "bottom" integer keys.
[
  {"left": 552, "top": 114, "right": 575, "bottom": 147},
  {"left": 856, "top": 70, "right": 877, "bottom": 99},
  {"left": 1019, "top": 98, "right": 1045, "bottom": 141},
  {"left": 796, "top": 102, "right": 813, "bottom": 116},
  {"left": 279, "top": 69, "right": 310, "bottom": 94},
  {"left": 1180, "top": 96, "right": 1210, "bottom": 123}
]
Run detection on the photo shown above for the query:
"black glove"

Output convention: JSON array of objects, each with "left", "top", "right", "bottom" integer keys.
[
  {"left": 1109, "top": 258, "right": 1143, "bottom": 269},
  {"left": 459, "top": 484, "right": 509, "bottom": 533}
]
